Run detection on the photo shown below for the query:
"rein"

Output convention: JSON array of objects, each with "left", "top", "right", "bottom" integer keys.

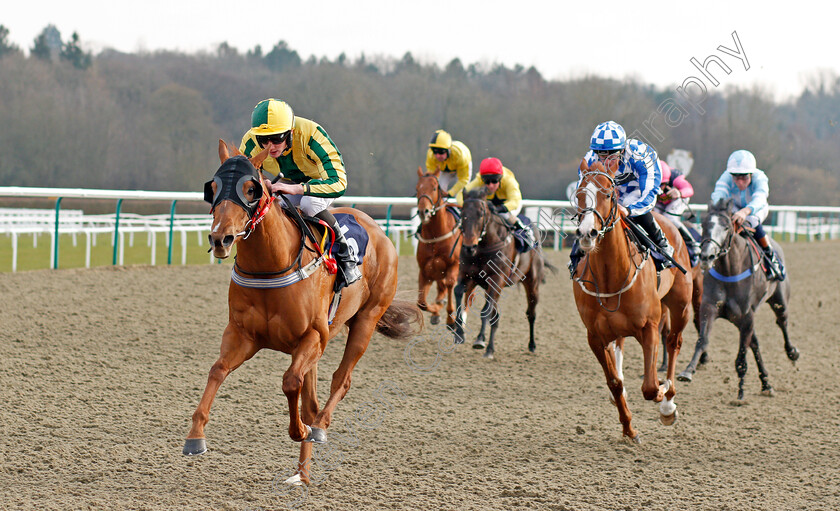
[
  {"left": 227, "top": 193, "right": 332, "bottom": 288},
  {"left": 702, "top": 212, "right": 762, "bottom": 283}
]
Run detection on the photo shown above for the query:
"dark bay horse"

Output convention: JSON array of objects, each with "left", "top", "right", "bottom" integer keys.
[
  {"left": 415, "top": 167, "right": 462, "bottom": 327},
  {"left": 183, "top": 141, "right": 422, "bottom": 486},
  {"left": 677, "top": 198, "right": 799, "bottom": 400},
  {"left": 451, "top": 188, "right": 546, "bottom": 359},
  {"left": 571, "top": 160, "right": 692, "bottom": 441}
]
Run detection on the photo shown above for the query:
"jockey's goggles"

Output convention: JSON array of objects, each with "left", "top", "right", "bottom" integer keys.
[
  {"left": 431, "top": 148, "right": 449, "bottom": 156},
  {"left": 594, "top": 149, "right": 622, "bottom": 160},
  {"left": 257, "top": 131, "right": 290, "bottom": 147},
  {"left": 730, "top": 173, "right": 751, "bottom": 180},
  {"left": 481, "top": 174, "right": 502, "bottom": 184}
]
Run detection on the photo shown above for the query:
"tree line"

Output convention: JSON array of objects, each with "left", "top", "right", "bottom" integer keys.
[{"left": 1, "top": 24, "right": 838, "bottom": 207}]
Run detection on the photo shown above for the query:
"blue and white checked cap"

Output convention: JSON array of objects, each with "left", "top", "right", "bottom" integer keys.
[
  {"left": 726, "top": 150, "right": 758, "bottom": 174},
  {"left": 589, "top": 121, "right": 626, "bottom": 151}
]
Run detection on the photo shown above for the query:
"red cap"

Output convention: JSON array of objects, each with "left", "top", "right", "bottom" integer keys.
[{"left": 479, "top": 157, "right": 503, "bottom": 176}]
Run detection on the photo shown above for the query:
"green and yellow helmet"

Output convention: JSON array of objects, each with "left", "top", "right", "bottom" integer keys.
[
  {"left": 428, "top": 129, "right": 452, "bottom": 150},
  {"left": 250, "top": 98, "right": 294, "bottom": 136}
]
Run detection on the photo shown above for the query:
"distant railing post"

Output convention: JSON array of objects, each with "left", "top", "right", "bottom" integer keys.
[
  {"left": 385, "top": 204, "right": 393, "bottom": 237},
  {"left": 112, "top": 199, "right": 123, "bottom": 265},
  {"left": 52, "top": 197, "right": 63, "bottom": 269},
  {"left": 168, "top": 200, "right": 177, "bottom": 265}
]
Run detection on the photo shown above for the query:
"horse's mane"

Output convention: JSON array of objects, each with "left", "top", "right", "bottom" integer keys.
[{"left": 464, "top": 187, "right": 489, "bottom": 201}]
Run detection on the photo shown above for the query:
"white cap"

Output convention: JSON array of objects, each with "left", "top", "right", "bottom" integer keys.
[{"left": 726, "top": 150, "right": 758, "bottom": 174}]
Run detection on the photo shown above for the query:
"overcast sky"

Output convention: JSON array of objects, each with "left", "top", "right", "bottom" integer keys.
[{"left": 4, "top": 0, "right": 838, "bottom": 101}]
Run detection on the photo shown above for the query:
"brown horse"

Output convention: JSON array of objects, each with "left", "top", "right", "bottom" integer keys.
[
  {"left": 571, "top": 160, "right": 692, "bottom": 441},
  {"left": 451, "top": 188, "right": 547, "bottom": 358},
  {"left": 415, "top": 167, "right": 462, "bottom": 327},
  {"left": 183, "top": 141, "right": 422, "bottom": 486}
]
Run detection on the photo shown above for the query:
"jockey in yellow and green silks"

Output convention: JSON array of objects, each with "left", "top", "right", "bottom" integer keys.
[{"left": 239, "top": 98, "right": 361, "bottom": 287}]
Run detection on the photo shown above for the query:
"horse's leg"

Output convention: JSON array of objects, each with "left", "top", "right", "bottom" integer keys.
[
  {"left": 734, "top": 316, "right": 755, "bottom": 401},
  {"left": 452, "top": 279, "right": 476, "bottom": 343},
  {"left": 609, "top": 338, "right": 627, "bottom": 405},
  {"left": 657, "top": 308, "right": 670, "bottom": 372},
  {"left": 473, "top": 299, "right": 492, "bottom": 350},
  {"left": 660, "top": 302, "right": 689, "bottom": 425},
  {"left": 417, "top": 272, "right": 438, "bottom": 323},
  {"left": 769, "top": 283, "right": 799, "bottom": 362},
  {"left": 639, "top": 322, "right": 665, "bottom": 403},
  {"left": 482, "top": 287, "right": 502, "bottom": 359},
  {"left": 589, "top": 333, "right": 637, "bottom": 441},
  {"left": 184, "top": 327, "right": 259, "bottom": 455},
  {"left": 678, "top": 300, "right": 717, "bottom": 382},
  {"left": 444, "top": 262, "right": 459, "bottom": 327},
  {"left": 288, "top": 365, "right": 319, "bottom": 486},
  {"left": 284, "top": 328, "right": 326, "bottom": 442},
  {"left": 311, "top": 314, "right": 378, "bottom": 441},
  {"left": 748, "top": 332, "right": 775, "bottom": 397},
  {"left": 524, "top": 271, "right": 539, "bottom": 353}
]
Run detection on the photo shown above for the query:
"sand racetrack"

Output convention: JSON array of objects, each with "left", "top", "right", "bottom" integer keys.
[{"left": 2, "top": 241, "right": 839, "bottom": 511}]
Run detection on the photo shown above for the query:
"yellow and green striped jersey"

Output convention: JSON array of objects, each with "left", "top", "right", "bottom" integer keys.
[
  {"left": 240, "top": 117, "right": 347, "bottom": 198},
  {"left": 457, "top": 166, "right": 522, "bottom": 213},
  {"left": 425, "top": 140, "right": 472, "bottom": 197}
]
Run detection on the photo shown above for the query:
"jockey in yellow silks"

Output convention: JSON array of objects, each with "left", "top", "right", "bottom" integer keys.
[{"left": 425, "top": 129, "right": 473, "bottom": 198}]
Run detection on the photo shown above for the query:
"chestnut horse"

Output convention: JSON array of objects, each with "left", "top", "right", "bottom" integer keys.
[
  {"left": 451, "top": 188, "right": 547, "bottom": 359},
  {"left": 571, "top": 160, "right": 692, "bottom": 441},
  {"left": 183, "top": 141, "right": 422, "bottom": 486},
  {"left": 415, "top": 168, "right": 462, "bottom": 327}
]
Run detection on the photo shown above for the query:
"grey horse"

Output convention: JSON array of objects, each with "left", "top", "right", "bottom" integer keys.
[{"left": 677, "top": 198, "right": 800, "bottom": 400}]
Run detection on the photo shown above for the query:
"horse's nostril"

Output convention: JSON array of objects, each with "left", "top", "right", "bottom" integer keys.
[
  {"left": 589, "top": 229, "right": 598, "bottom": 238},
  {"left": 223, "top": 235, "right": 235, "bottom": 247}
]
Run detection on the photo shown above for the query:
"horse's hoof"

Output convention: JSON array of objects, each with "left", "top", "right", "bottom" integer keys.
[
  {"left": 627, "top": 433, "right": 642, "bottom": 445},
  {"left": 183, "top": 438, "right": 207, "bottom": 456},
  {"left": 659, "top": 410, "right": 678, "bottom": 426},
  {"left": 283, "top": 473, "right": 305, "bottom": 486},
  {"left": 430, "top": 315, "right": 440, "bottom": 326},
  {"left": 305, "top": 426, "right": 327, "bottom": 444},
  {"left": 528, "top": 343, "right": 536, "bottom": 353},
  {"left": 698, "top": 352, "right": 710, "bottom": 365},
  {"left": 483, "top": 352, "right": 495, "bottom": 360},
  {"left": 761, "top": 387, "right": 776, "bottom": 397},
  {"left": 676, "top": 371, "right": 693, "bottom": 382},
  {"left": 787, "top": 348, "right": 800, "bottom": 362},
  {"left": 473, "top": 339, "right": 486, "bottom": 350}
]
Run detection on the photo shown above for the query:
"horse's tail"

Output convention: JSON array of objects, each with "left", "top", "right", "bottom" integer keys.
[{"left": 376, "top": 300, "right": 424, "bottom": 340}]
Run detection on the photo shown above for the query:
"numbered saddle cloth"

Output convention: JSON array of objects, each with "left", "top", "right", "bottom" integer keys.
[
  {"left": 513, "top": 213, "right": 534, "bottom": 254},
  {"left": 332, "top": 213, "right": 368, "bottom": 265}
]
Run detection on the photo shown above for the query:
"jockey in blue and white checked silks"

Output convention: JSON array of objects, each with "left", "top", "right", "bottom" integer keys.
[
  {"left": 709, "top": 149, "right": 785, "bottom": 280},
  {"left": 569, "top": 120, "right": 674, "bottom": 276}
]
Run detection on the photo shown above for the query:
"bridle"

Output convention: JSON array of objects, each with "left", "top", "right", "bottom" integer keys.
[
  {"left": 415, "top": 174, "right": 461, "bottom": 244},
  {"left": 416, "top": 175, "right": 448, "bottom": 222},
  {"left": 461, "top": 197, "right": 511, "bottom": 254},
  {"left": 700, "top": 210, "right": 735, "bottom": 262},
  {"left": 571, "top": 169, "right": 620, "bottom": 239}
]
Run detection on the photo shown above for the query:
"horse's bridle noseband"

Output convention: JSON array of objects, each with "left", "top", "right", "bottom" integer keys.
[{"left": 700, "top": 211, "right": 735, "bottom": 261}]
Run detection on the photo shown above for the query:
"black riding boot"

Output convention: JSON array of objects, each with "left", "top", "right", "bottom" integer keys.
[
  {"left": 315, "top": 210, "right": 362, "bottom": 287},
  {"left": 634, "top": 212, "right": 673, "bottom": 268},
  {"left": 761, "top": 245, "right": 786, "bottom": 281},
  {"left": 676, "top": 223, "right": 700, "bottom": 266},
  {"left": 568, "top": 239, "right": 583, "bottom": 278}
]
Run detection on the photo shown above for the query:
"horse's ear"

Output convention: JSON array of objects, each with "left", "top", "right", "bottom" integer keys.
[
  {"left": 579, "top": 158, "right": 589, "bottom": 172},
  {"left": 249, "top": 146, "right": 270, "bottom": 170},
  {"left": 218, "top": 139, "right": 230, "bottom": 163},
  {"left": 417, "top": 166, "right": 424, "bottom": 178}
]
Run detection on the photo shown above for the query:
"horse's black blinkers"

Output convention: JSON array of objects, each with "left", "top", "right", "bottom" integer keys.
[{"left": 204, "top": 156, "right": 264, "bottom": 217}]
